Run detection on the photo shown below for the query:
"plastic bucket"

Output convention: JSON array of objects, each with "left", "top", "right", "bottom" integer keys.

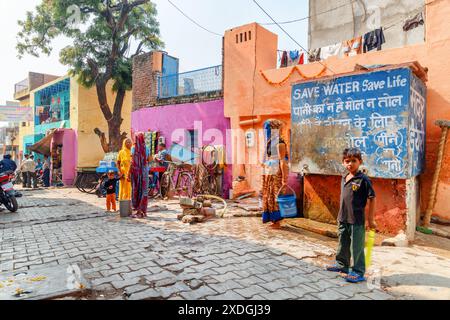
[
  {"left": 276, "top": 185, "right": 298, "bottom": 219},
  {"left": 119, "top": 200, "right": 132, "bottom": 217}
]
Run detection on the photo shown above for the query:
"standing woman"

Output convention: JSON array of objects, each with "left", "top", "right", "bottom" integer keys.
[
  {"left": 43, "top": 155, "right": 51, "bottom": 187},
  {"left": 117, "top": 138, "right": 132, "bottom": 201},
  {"left": 261, "top": 119, "right": 290, "bottom": 229},
  {"left": 129, "top": 133, "right": 151, "bottom": 218}
]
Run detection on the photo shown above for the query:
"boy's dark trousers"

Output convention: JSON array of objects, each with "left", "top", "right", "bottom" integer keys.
[
  {"left": 29, "top": 171, "right": 37, "bottom": 188},
  {"left": 336, "top": 222, "right": 366, "bottom": 276},
  {"left": 22, "top": 171, "right": 29, "bottom": 188}
]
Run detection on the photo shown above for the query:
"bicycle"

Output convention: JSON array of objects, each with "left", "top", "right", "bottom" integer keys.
[
  {"left": 159, "top": 160, "right": 194, "bottom": 199},
  {"left": 148, "top": 166, "right": 166, "bottom": 199},
  {"left": 75, "top": 171, "right": 102, "bottom": 194},
  {"left": 194, "top": 145, "right": 220, "bottom": 196}
]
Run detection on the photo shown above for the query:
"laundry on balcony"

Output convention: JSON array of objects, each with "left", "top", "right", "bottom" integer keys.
[
  {"left": 403, "top": 12, "right": 424, "bottom": 32},
  {"left": 320, "top": 42, "right": 344, "bottom": 60},
  {"left": 279, "top": 50, "right": 304, "bottom": 68},
  {"left": 342, "top": 36, "right": 363, "bottom": 57},
  {"left": 363, "top": 27, "right": 386, "bottom": 53},
  {"left": 308, "top": 48, "right": 321, "bottom": 63}
]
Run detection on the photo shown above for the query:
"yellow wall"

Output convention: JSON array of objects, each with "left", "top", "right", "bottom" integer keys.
[
  {"left": 74, "top": 79, "right": 132, "bottom": 168},
  {"left": 18, "top": 75, "right": 132, "bottom": 168},
  {"left": 17, "top": 96, "right": 33, "bottom": 155}
]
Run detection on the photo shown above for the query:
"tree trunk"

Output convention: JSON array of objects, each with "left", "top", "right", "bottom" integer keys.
[
  {"left": 108, "top": 117, "right": 122, "bottom": 152},
  {"left": 93, "top": 82, "right": 127, "bottom": 153},
  {"left": 109, "top": 88, "right": 126, "bottom": 152}
]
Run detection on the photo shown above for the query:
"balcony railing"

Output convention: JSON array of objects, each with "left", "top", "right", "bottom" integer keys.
[
  {"left": 158, "top": 65, "right": 222, "bottom": 99},
  {"left": 14, "top": 78, "right": 29, "bottom": 96}
]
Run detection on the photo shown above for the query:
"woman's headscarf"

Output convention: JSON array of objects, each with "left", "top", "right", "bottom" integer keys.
[
  {"left": 121, "top": 138, "right": 132, "bottom": 157},
  {"left": 264, "top": 119, "right": 284, "bottom": 159}
]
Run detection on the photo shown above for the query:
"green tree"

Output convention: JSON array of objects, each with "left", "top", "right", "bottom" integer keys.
[{"left": 17, "top": 0, "right": 163, "bottom": 152}]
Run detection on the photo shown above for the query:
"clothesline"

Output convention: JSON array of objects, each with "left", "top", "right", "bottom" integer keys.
[
  {"left": 276, "top": 6, "right": 424, "bottom": 68},
  {"left": 309, "top": 5, "right": 425, "bottom": 54}
]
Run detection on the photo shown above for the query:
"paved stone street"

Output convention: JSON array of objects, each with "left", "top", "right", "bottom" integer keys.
[{"left": 1, "top": 187, "right": 449, "bottom": 300}]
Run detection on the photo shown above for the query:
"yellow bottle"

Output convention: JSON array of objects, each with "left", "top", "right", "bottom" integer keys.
[{"left": 365, "top": 229, "right": 376, "bottom": 268}]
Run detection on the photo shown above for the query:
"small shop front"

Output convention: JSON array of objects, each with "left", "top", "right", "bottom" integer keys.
[
  {"left": 131, "top": 99, "right": 233, "bottom": 198},
  {"left": 29, "top": 128, "right": 77, "bottom": 186}
]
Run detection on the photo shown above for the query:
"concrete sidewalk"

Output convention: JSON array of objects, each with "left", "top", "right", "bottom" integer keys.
[{"left": 0, "top": 187, "right": 448, "bottom": 300}]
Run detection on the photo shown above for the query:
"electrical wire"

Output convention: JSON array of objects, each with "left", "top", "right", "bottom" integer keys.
[
  {"left": 259, "top": 0, "right": 357, "bottom": 26},
  {"left": 253, "top": 0, "right": 337, "bottom": 76},
  {"left": 167, "top": 0, "right": 222, "bottom": 37}
]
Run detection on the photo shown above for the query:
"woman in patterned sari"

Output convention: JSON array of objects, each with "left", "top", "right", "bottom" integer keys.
[
  {"left": 261, "top": 119, "right": 289, "bottom": 229},
  {"left": 130, "top": 133, "right": 150, "bottom": 218}
]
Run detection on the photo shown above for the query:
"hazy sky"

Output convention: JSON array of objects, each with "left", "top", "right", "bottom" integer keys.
[{"left": 0, "top": 0, "right": 308, "bottom": 108}]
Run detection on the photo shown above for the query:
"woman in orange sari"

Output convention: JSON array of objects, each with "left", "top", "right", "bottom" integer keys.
[{"left": 261, "top": 119, "right": 289, "bottom": 229}]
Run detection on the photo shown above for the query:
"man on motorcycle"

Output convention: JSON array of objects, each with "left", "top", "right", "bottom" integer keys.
[{"left": 0, "top": 154, "right": 17, "bottom": 174}]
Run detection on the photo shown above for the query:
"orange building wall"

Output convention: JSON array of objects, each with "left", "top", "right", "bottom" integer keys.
[{"left": 224, "top": 0, "right": 450, "bottom": 228}]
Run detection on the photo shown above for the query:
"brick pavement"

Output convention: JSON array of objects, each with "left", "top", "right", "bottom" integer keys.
[{"left": 0, "top": 188, "right": 395, "bottom": 300}]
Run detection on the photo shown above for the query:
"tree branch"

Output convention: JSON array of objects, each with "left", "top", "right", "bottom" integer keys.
[
  {"left": 129, "top": 0, "right": 150, "bottom": 9},
  {"left": 94, "top": 128, "right": 109, "bottom": 153},
  {"left": 87, "top": 58, "right": 99, "bottom": 78}
]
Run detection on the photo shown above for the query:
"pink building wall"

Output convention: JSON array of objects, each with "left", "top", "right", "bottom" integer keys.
[
  {"left": 51, "top": 129, "right": 77, "bottom": 186},
  {"left": 131, "top": 99, "right": 233, "bottom": 197}
]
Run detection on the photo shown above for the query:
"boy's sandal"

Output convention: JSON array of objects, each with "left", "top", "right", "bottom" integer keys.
[
  {"left": 326, "top": 264, "right": 349, "bottom": 274},
  {"left": 345, "top": 272, "right": 366, "bottom": 283}
]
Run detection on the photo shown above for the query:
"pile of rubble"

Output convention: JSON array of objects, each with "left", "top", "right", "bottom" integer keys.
[{"left": 177, "top": 196, "right": 218, "bottom": 224}]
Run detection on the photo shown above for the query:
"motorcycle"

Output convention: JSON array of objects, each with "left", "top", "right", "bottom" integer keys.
[
  {"left": 11, "top": 169, "right": 22, "bottom": 185},
  {"left": 0, "top": 171, "right": 18, "bottom": 212},
  {"left": 35, "top": 169, "right": 44, "bottom": 187}
]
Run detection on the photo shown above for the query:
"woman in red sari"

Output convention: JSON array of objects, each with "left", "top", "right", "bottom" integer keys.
[{"left": 129, "top": 133, "right": 151, "bottom": 218}]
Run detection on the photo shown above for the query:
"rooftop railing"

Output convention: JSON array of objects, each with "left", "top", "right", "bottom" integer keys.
[
  {"left": 158, "top": 65, "right": 222, "bottom": 99},
  {"left": 14, "top": 78, "right": 29, "bottom": 95}
]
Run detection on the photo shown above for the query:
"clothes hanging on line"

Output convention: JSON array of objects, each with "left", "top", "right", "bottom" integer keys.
[
  {"left": 308, "top": 48, "right": 321, "bottom": 63},
  {"left": 287, "top": 50, "right": 304, "bottom": 66},
  {"left": 342, "top": 36, "right": 363, "bottom": 57},
  {"left": 320, "top": 42, "right": 344, "bottom": 60},
  {"left": 289, "top": 50, "right": 300, "bottom": 61},
  {"left": 363, "top": 27, "right": 385, "bottom": 53},
  {"left": 279, "top": 50, "right": 304, "bottom": 67},
  {"left": 280, "top": 51, "right": 288, "bottom": 68},
  {"left": 403, "top": 12, "right": 424, "bottom": 31}
]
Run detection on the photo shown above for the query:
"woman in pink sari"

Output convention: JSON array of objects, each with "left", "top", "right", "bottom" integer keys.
[{"left": 129, "top": 133, "right": 150, "bottom": 218}]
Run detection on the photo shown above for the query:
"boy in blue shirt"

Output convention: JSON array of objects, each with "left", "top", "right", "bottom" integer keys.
[{"left": 327, "top": 148, "right": 377, "bottom": 283}]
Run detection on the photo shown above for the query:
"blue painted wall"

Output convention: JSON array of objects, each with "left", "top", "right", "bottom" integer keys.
[
  {"left": 23, "top": 133, "right": 44, "bottom": 155},
  {"left": 408, "top": 73, "right": 427, "bottom": 177},
  {"left": 291, "top": 67, "right": 427, "bottom": 179},
  {"left": 35, "top": 121, "right": 69, "bottom": 136},
  {"left": 160, "top": 54, "right": 180, "bottom": 98}
]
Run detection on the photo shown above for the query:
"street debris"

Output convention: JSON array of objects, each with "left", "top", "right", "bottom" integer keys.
[
  {"left": 382, "top": 231, "right": 409, "bottom": 247},
  {"left": 148, "top": 205, "right": 169, "bottom": 213},
  {"left": 177, "top": 195, "right": 227, "bottom": 224}
]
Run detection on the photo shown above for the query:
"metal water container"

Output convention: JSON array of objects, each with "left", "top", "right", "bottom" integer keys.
[{"left": 119, "top": 200, "right": 132, "bottom": 217}]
